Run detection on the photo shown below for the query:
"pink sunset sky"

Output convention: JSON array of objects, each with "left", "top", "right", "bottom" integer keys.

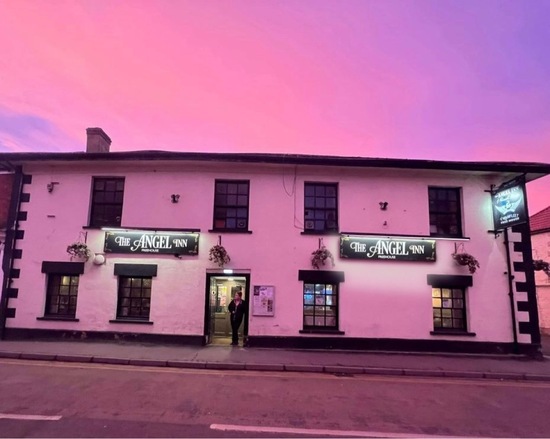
[{"left": 1, "top": 0, "right": 549, "bottom": 213}]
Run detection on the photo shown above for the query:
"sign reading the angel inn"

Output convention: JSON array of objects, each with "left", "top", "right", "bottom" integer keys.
[
  {"left": 340, "top": 235, "right": 436, "bottom": 262},
  {"left": 104, "top": 230, "right": 199, "bottom": 255}
]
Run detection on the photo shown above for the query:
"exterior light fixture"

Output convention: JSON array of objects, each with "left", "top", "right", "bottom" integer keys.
[
  {"left": 379, "top": 201, "right": 388, "bottom": 210},
  {"left": 223, "top": 269, "right": 233, "bottom": 274},
  {"left": 171, "top": 194, "right": 180, "bottom": 203},
  {"left": 47, "top": 182, "right": 59, "bottom": 193}
]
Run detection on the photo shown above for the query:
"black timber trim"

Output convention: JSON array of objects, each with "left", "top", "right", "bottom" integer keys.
[
  {"left": 517, "top": 301, "right": 530, "bottom": 312},
  {"left": 22, "top": 174, "right": 32, "bottom": 184},
  {"left": 1, "top": 151, "right": 550, "bottom": 178},
  {"left": 12, "top": 249, "right": 22, "bottom": 259},
  {"left": 3, "top": 328, "right": 204, "bottom": 346},
  {"left": 114, "top": 263, "right": 158, "bottom": 277},
  {"left": 10, "top": 268, "right": 20, "bottom": 279},
  {"left": 15, "top": 230, "right": 24, "bottom": 240},
  {"left": 246, "top": 335, "right": 541, "bottom": 356},
  {"left": 17, "top": 211, "right": 27, "bottom": 221},
  {"left": 510, "top": 222, "right": 541, "bottom": 343},
  {"left": 427, "top": 274, "right": 473, "bottom": 288},
  {"left": 42, "top": 261, "right": 85, "bottom": 275},
  {"left": 0, "top": 167, "right": 25, "bottom": 338},
  {"left": 7, "top": 289, "right": 18, "bottom": 298},
  {"left": 298, "top": 270, "right": 345, "bottom": 283},
  {"left": 20, "top": 193, "right": 30, "bottom": 203}
]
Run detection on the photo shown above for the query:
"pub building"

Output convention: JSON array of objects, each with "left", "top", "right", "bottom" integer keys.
[{"left": 1, "top": 127, "right": 549, "bottom": 356}]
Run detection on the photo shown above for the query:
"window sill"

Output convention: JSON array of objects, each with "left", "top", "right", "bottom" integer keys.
[
  {"left": 300, "top": 231, "right": 340, "bottom": 236},
  {"left": 429, "top": 234, "right": 470, "bottom": 241},
  {"left": 83, "top": 225, "right": 120, "bottom": 230},
  {"left": 208, "top": 229, "right": 253, "bottom": 234},
  {"left": 430, "top": 330, "right": 476, "bottom": 337},
  {"left": 109, "top": 319, "right": 153, "bottom": 325},
  {"left": 37, "top": 316, "right": 79, "bottom": 322},
  {"left": 300, "top": 329, "right": 345, "bottom": 335}
]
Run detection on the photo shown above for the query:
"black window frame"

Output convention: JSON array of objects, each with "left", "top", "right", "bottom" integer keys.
[
  {"left": 432, "top": 286, "right": 467, "bottom": 333},
  {"left": 45, "top": 274, "right": 80, "bottom": 318},
  {"left": 89, "top": 177, "right": 125, "bottom": 228},
  {"left": 428, "top": 187, "right": 463, "bottom": 237},
  {"left": 212, "top": 179, "right": 250, "bottom": 232},
  {"left": 302, "top": 282, "right": 339, "bottom": 331},
  {"left": 304, "top": 182, "right": 339, "bottom": 234},
  {"left": 116, "top": 276, "right": 152, "bottom": 321}
]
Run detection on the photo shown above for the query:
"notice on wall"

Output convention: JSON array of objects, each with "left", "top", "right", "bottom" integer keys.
[{"left": 252, "top": 285, "right": 274, "bottom": 316}]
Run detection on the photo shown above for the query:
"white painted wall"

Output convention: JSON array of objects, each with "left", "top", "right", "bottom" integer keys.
[{"left": 7, "top": 160, "right": 519, "bottom": 343}]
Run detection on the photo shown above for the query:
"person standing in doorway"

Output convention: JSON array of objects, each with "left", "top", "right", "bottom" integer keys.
[{"left": 228, "top": 289, "right": 246, "bottom": 346}]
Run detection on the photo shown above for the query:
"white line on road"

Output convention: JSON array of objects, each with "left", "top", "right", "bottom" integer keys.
[
  {"left": 0, "top": 413, "right": 62, "bottom": 421},
  {"left": 210, "top": 423, "right": 456, "bottom": 438}
]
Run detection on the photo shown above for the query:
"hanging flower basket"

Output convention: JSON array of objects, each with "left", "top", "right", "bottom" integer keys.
[
  {"left": 533, "top": 259, "right": 550, "bottom": 275},
  {"left": 311, "top": 246, "right": 335, "bottom": 270},
  {"left": 209, "top": 244, "right": 230, "bottom": 267},
  {"left": 67, "top": 242, "right": 92, "bottom": 261},
  {"left": 452, "top": 252, "right": 480, "bottom": 274}
]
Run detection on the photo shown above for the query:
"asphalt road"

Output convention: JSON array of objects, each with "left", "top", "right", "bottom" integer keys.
[{"left": 1, "top": 358, "right": 549, "bottom": 438}]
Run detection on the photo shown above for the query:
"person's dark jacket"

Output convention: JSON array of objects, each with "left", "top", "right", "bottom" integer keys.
[{"left": 228, "top": 299, "right": 246, "bottom": 322}]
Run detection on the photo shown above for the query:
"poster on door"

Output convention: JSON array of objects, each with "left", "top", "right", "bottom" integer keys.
[{"left": 252, "top": 285, "right": 275, "bottom": 316}]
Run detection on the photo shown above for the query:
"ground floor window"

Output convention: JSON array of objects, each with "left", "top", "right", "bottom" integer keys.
[
  {"left": 117, "top": 276, "right": 152, "bottom": 320},
  {"left": 303, "top": 282, "right": 338, "bottom": 330},
  {"left": 432, "top": 287, "right": 467, "bottom": 331},
  {"left": 45, "top": 274, "right": 80, "bottom": 317}
]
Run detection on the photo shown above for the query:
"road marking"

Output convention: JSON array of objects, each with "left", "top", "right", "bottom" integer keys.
[
  {"left": 0, "top": 413, "right": 62, "bottom": 421},
  {"left": 210, "top": 423, "right": 454, "bottom": 438}
]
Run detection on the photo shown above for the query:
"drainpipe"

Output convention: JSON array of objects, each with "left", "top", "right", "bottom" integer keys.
[
  {"left": 0, "top": 165, "right": 24, "bottom": 340},
  {"left": 503, "top": 228, "right": 519, "bottom": 354}
]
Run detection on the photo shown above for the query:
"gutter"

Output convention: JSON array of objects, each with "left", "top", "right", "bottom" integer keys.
[{"left": 0, "top": 165, "right": 23, "bottom": 339}]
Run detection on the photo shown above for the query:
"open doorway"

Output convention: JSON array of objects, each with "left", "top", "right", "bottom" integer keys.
[{"left": 205, "top": 273, "right": 249, "bottom": 346}]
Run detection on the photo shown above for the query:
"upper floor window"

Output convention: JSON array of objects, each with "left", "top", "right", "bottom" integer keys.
[
  {"left": 45, "top": 274, "right": 79, "bottom": 318},
  {"left": 213, "top": 180, "right": 249, "bottom": 231},
  {"left": 304, "top": 182, "right": 338, "bottom": 233},
  {"left": 90, "top": 177, "right": 125, "bottom": 227},
  {"left": 428, "top": 187, "right": 462, "bottom": 237}
]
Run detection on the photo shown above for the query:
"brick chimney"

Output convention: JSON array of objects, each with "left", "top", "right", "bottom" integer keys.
[{"left": 86, "top": 127, "right": 112, "bottom": 153}]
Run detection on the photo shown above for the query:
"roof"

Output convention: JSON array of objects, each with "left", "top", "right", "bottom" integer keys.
[
  {"left": 1, "top": 150, "right": 550, "bottom": 182},
  {"left": 530, "top": 205, "right": 550, "bottom": 234}
]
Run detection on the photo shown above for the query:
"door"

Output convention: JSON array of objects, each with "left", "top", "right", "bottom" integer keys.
[{"left": 204, "top": 274, "right": 249, "bottom": 345}]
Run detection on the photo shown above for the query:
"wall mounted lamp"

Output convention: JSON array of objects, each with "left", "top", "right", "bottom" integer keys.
[
  {"left": 47, "top": 182, "right": 59, "bottom": 193},
  {"left": 93, "top": 254, "right": 106, "bottom": 265},
  {"left": 379, "top": 201, "right": 388, "bottom": 210},
  {"left": 171, "top": 194, "right": 180, "bottom": 203}
]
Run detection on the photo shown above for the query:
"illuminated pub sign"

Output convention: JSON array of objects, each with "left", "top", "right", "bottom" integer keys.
[
  {"left": 491, "top": 180, "right": 527, "bottom": 231},
  {"left": 104, "top": 230, "right": 199, "bottom": 255},
  {"left": 340, "top": 235, "right": 436, "bottom": 262}
]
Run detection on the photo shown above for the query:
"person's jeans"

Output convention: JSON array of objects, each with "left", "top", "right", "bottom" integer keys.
[{"left": 231, "top": 318, "right": 243, "bottom": 344}]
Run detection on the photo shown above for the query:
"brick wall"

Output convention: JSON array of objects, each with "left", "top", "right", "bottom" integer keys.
[{"left": 0, "top": 173, "right": 14, "bottom": 230}]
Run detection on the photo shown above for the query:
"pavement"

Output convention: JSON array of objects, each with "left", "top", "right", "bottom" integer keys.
[{"left": 1, "top": 335, "right": 549, "bottom": 382}]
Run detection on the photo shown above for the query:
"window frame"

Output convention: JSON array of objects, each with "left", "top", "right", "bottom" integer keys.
[
  {"left": 302, "top": 282, "right": 339, "bottom": 331},
  {"left": 116, "top": 276, "right": 153, "bottom": 321},
  {"left": 431, "top": 286, "right": 468, "bottom": 333},
  {"left": 44, "top": 274, "right": 80, "bottom": 318},
  {"left": 212, "top": 179, "right": 250, "bottom": 232},
  {"left": 303, "top": 182, "right": 339, "bottom": 234},
  {"left": 89, "top": 177, "right": 125, "bottom": 228},
  {"left": 428, "top": 187, "right": 463, "bottom": 238}
]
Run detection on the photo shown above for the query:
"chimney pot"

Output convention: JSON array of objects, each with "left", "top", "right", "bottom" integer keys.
[{"left": 86, "top": 127, "right": 111, "bottom": 153}]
